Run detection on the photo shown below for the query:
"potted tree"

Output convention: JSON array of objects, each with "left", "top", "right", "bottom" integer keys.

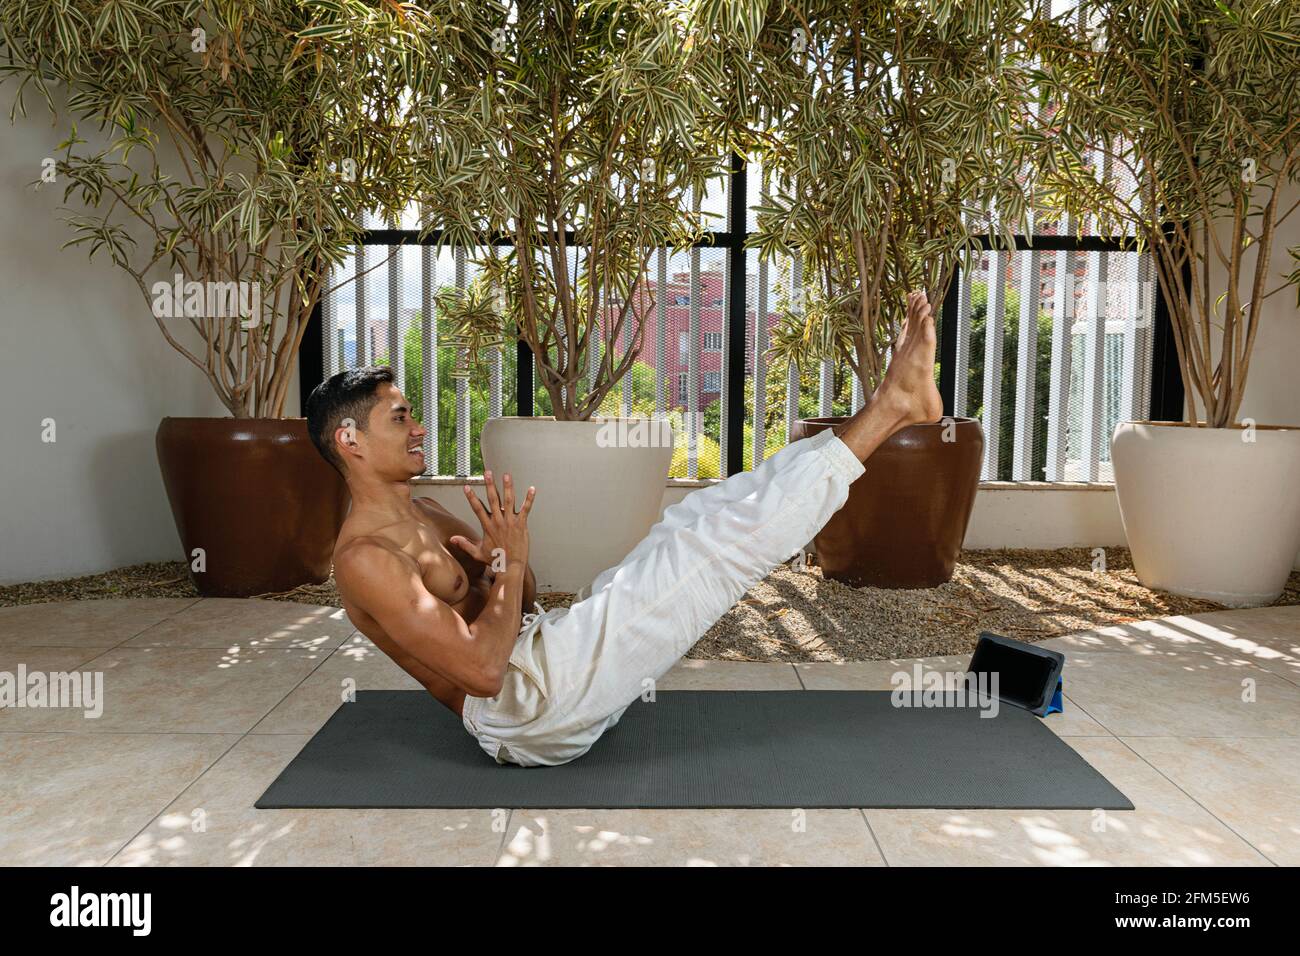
[
  {"left": 1037, "top": 0, "right": 1300, "bottom": 606},
  {"left": 1, "top": 1, "right": 428, "bottom": 596},
  {"left": 736, "top": 0, "right": 1041, "bottom": 587},
  {"left": 414, "top": 0, "right": 729, "bottom": 592}
]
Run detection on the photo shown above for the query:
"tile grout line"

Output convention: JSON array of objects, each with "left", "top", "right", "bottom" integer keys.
[
  {"left": 790, "top": 672, "right": 901, "bottom": 863},
  {"left": 1059, "top": 693, "right": 1113, "bottom": 736},
  {"left": 1060, "top": 652, "right": 1300, "bottom": 738},
  {"left": 243, "top": 629, "right": 361, "bottom": 732},
  {"left": 101, "top": 731, "right": 249, "bottom": 867},
  {"left": 1108, "top": 735, "right": 1280, "bottom": 867},
  {"left": 40, "top": 596, "right": 205, "bottom": 667},
  {"left": 10, "top": 599, "right": 1292, "bottom": 866},
  {"left": 100, "top": 617, "right": 356, "bottom": 866},
  {"left": 3, "top": 598, "right": 208, "bottom": 742},
  {"left": 1261, "top": 667, "right": 1300, "bottom": 689},
  {"left": 100, "top": 632, "right": 345, "bottom": 867},
  {"left": 1245, "top": 657, "right": 1300, "bottom": 690},
  {"left": 857, "top": 808, "right": 890, "bottom": 866},
  {"left": 493, "top": 809, "right": 515, "bottom": 866}
]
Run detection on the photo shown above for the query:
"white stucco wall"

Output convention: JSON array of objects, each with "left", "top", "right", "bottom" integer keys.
[
  {"left": 1217, "top": 187, "right": 1300, "bottom": 430},
  {"left": 1208, "top": 178, "right": 1300, "bottom": 567},
  {"left": 0, "top": 102, "right": 300, "bottom": 585}
]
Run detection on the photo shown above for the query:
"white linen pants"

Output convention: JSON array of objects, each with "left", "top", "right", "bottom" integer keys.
[{"left": 461, "top": 426, "right": 866, "bottom": 766}]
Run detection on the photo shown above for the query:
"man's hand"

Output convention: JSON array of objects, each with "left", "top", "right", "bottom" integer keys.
[{"left": 450, "top": 470, "right": 536, "bottom": 575}]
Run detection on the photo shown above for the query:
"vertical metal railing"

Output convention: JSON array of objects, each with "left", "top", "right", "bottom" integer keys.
[
  {"left": 489, "top": 277, "right": 503, "bottom": 422},
  {"left": 719, "top": 184, "right": 734, "bottom": 473},
  {"left": 387, "top": 215, "right": 404, "bottom": 394},
  {"left": 1011, "top": 245, "right": 1043, "bottom": 480},
  {"left": 323, "top": 257, "right": 341, "bottom": 377},
  {"left": 1119, "top": 180, "right": 1153, "bottom": 426},
  {"left": 1077, "top": 150, "right": 1112, "bottom": 482},
  {"left": 687, "top": 189, "right": 702, "bottom": 478},
  {"left": 419, "top": 216, "right": 439, "bottom": 474},
  {"left": 722, "top": 150, "right": 748, "bottom": 477},
  {"left": 354, "top": 228, "right": 368, "bottom": 367},
  {"left": 980, "top": 246, "right": 1007, "bottom": 480},
  {"left": 753, "top": 251, "right": 769, "bottom": 463},
  {"left": 785, "top": 252, "right": 802, "bottom": 442},
  {"left": 818, "top": 359, "right": 834, "bottom": 417},
  {"left": 1121, "top": 250, "right": 1153, "bottom": 423},
  {"left": 315, "top": 144, "right": 1166, "bottom": 487},
  {"left": 953, "top": 247, "right": 974, "bottom": 418},
  {"left": 621, "top": 285, "right": 633, "bottom": 418},
  {"left": 454, "top": 245, "right": 470, "bottom": 477},
  {"left": 587, "top": 249, "right": 600, "bottom": 396},
  {"left": 1043, "top": 223, "right": 1074, "bottom": 482},
  {"left": 655, "top": 248, "right": 667, "bottom": 418}
]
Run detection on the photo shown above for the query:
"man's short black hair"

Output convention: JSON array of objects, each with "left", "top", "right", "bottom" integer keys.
[{"left": 305, "top": 365, "right": 395, "bottom": 476}]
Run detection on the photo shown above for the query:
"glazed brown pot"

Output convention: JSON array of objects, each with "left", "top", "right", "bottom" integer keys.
[
  {"left": 155, "top": 417, "right": 350, "bottom": 597},
  {"left": 790, "top": 416, "right": 984, "bottom": 589}
]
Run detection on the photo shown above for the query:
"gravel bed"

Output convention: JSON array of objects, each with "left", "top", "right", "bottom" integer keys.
[{"left": 2, "top": 549, "right": 1295, "bottom": 663}]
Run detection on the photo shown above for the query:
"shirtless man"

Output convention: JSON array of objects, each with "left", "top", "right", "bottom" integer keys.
[
  {"left": 307, "top": 290, "right": 943, "bottom": 767},
  {"left": 305, "top": 370, "right": 539, "bottom": 719}
]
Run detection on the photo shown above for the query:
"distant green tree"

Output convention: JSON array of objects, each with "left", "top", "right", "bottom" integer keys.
[{"left": 595, "top": 360, "right": 660, "bottom": 417}]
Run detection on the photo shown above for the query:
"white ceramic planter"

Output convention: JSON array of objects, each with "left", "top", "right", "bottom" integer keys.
[
  {"left": 480, "top": 416, "right": 675, "bottom": 594},
  {"left": 1111, "top": 421, "right": 1300, "bottom": 607}
]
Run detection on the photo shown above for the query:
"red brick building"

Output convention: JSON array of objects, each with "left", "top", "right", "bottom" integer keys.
[{"left": 604, "top": 266, "right": 782, "bottom": 409}]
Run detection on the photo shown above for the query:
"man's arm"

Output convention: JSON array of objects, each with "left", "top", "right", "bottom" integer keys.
[
  {"left": 520, "top": 562, "right": 537, "bottom": 611},
  {"left": 335, "top": 538, "right": 525, "bottom": 698}
]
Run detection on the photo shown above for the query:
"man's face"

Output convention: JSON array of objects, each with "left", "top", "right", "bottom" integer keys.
[{"left": 343, "top": 382, "right": 427, "bottom": 480}]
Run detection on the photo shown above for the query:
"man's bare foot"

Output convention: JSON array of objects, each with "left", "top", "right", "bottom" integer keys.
[
  {"left": 833, "top": 290, "right": 944, "bottom": 461},
  {"left": 876, "top": 289, "right": 944, "bottom": 426}
]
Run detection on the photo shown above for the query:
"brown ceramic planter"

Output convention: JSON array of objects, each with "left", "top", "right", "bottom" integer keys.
[
  {"left": 791, "top": 416, "right": 984, "bottom": 589},
  {"left": 155, "top": 417, "right": 350, "bottom": 597}
]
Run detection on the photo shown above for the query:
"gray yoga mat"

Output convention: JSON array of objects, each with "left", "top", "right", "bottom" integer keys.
[{"left": 255, "top": 690, "right": 1132, "bottom": 810}]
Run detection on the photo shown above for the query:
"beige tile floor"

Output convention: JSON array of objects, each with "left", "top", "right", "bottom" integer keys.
[{"left": 1, "top": 598, "right": 1295, "bottom": 866}]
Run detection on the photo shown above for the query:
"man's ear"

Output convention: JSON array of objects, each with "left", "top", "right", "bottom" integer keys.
[{"left": 334, "top": 419, "right": 363, "bottom": 469}]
